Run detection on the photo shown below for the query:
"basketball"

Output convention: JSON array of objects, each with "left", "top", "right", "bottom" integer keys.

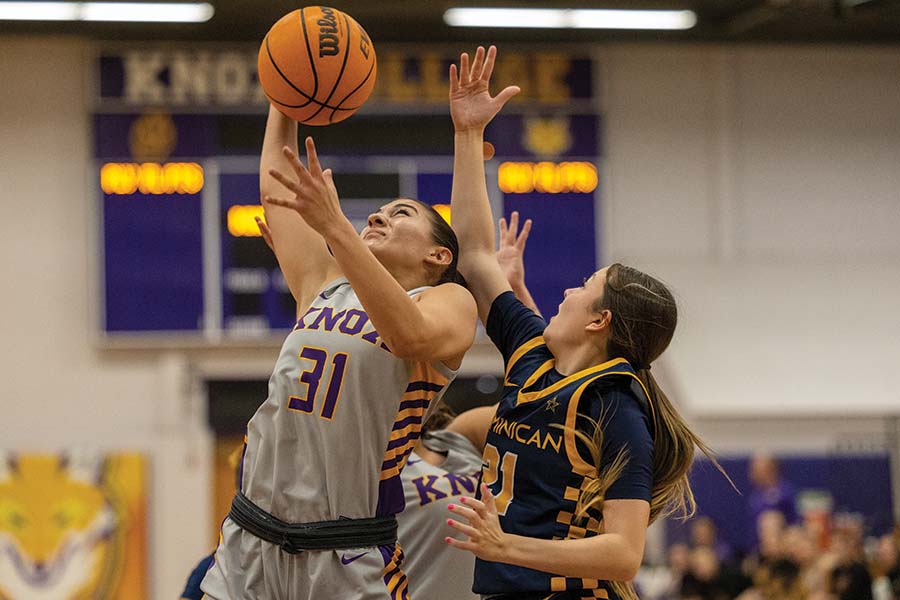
[{"left": 258, "top": 6, "right": 377, "bottom": 126}]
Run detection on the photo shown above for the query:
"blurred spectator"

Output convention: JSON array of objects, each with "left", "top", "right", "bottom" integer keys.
[
  {"left": 827, "top": 527, "right": 874, "bottom": 600},
  {"left": 680, "top": 546, "right": 732, "bottom": 600},
  {"left": 736, "top": 557, "right": 807, "bottom": 600},
  {"left": 744, "top": 509, "right": 787, "bottom": 573},
  {"left": 661, "top": 517, "right": 900, "bottom": 600},
  {"left": 783, "top": 524, "right": 831, "bottom": 596},
  {"left": 872, "top": 532, "right": 900, "bottom": 600},
  {"left": 748, "top": 454, "right": 799, "bottom": 550},
  {"left": 691, "top": 516, "right": 735, "bottom": 564},
  {"left": 668, "top": 542, "right": 692, "bottom": 596}
]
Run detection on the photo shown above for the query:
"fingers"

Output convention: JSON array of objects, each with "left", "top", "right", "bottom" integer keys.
[
  {"left": 447, "top": 518, "right": 480, "bottom": 539},
  {"left": 494, "top": 85, "right": 521, "bottom": 108},
  {"left": 263, "top": 194, "right": 299, "bottom": 211},
  {"left": 448, "top": 502, "right": 480, "bottom": 523},
  {"left": 255, "top": 216, "right": 275, "bottom": 251},
  {"left": 481, "top": 45, "right": 497, "bottom": 82},
  {"left": 508, "top": 211, "right": 520, "bottom": 238},
  {"left": 460, "top": 495, "right": 488, "bottom": 515},
  {"left": 481, "top": 483, "right": 498, "bottom": 513},
  {"left": 304, "top": 136, "right": 323, "bottom": 177},
  {"left": 268, "top": 167, "right": 301, "bottom": 194},
  {"left": 516, "top": 218, "right": 533, "bottom": 250},
  {"left": 444, "top": 536, "right": 477, "bottom": 552},
  {"left": 459, "top": 52, "right": 470, "bottom": 86},
  {"left": 322, "top": 168, "right": 341, "bottom": 202},
  {"left": 281, "top": 146, "right": 311, "bottom": 184},
  {"left": 470, "top": 45, "right": 486, "bottom": 82},
  {"left": 449, "top": 63, "right": 459, "bottom": 94},
  {"left": 498, "top": 217, "right": 509, "bottom": 241}
]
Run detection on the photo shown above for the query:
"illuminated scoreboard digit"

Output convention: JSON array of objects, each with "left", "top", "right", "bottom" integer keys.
[{"left": 94, "top": 46, "right": 601, "bottom": 343}]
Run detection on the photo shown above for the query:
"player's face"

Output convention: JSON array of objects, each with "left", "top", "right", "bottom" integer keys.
[
  {"left": 361, "top": 199, "right": 436, "bottom": 267},
  {"left": 544, "top": 267, "right": 609, "bottom": 346}
]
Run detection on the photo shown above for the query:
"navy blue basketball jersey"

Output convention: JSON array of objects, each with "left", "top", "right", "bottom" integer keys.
[{"left": 474, "top": 292, "right": 655, "bottom": 599}]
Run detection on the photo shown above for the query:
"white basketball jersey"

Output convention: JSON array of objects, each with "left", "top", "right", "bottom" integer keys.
[
  {"left": 240, "top": 277, "right": 458, "bottom": 522},
  {"left": 400, "top": 430, "right": 483, "bottom": 600}
]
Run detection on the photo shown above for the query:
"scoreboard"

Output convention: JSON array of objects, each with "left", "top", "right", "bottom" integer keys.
[{"left": 94, "top": 45, "right": 602, "bottom": 343}]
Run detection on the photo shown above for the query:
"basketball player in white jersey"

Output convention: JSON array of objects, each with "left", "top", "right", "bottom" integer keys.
[
  {"left": 398, "top": 210, "right": 539, "bottom": 600},
  {"left": 201, "top": 106, "right": 477, "bottom": 599}
]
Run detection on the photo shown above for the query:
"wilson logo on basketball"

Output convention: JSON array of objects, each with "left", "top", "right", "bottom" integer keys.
[
  {"left": 258, "top": 7, "right": 378, "bottom": 125},
  {"left": 359, "top": 28, "right": 371, "bottom": 60},
  {"left": 317, "top": 7, "right": 339, "bottom": 57}
]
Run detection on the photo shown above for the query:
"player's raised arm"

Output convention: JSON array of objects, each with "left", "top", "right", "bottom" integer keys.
[
  {"left": 260, "top": 105, "right": 340, "bottom": 312},
  {"left": 449, "top": 46, "right": 521, "bottom": 323},
  {"left": 264, "top": 138, "right": 476, "bottom": 365}
]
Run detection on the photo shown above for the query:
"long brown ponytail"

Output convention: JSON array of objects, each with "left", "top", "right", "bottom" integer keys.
[{"left": 572, "top": 264, "right": 730, "bottom": 600}]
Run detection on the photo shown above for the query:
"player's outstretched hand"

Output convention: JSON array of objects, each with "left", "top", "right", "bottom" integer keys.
[
  {"left": 449, "top": 45, "right": 520, "bottom": 133},
  {"left": 255, "top": 216, "right": 275, "bottom": 252},
  {"left": 264, "top": 136, "right": 346, "bottom": 238},
  {"left": 445, "top": 483, "right": 510, "bottom": 562},
  {"left": 496, "top": 211, "right": 532, "bottom": 290}
]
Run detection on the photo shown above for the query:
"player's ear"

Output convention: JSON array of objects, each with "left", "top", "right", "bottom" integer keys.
[
  {"left": 424, "top": 246, "right": 452, "bottom": 268},
  {"left": 585, "top": 309, "right": 611, "bottom": 333}
]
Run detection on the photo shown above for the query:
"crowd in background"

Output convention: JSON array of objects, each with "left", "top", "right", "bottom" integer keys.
[{"left": 636, "top": 454, "right": 900, "bottom": 600}]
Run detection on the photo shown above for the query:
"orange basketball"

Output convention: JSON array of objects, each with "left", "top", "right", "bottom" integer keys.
[{"left": 258, "top": 6, "right": 377, "bottom": 126}]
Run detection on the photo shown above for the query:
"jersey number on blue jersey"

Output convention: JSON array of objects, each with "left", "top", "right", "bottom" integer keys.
[
  {"left": 483, "top": 443, "right": 518, "bottom": 515},
  {"left": 287, "top": 346, "right": 349, "bottom": 421}
]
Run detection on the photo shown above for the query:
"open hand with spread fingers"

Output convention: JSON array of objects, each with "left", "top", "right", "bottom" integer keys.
[
  {"left": 445, "top": 483, "right": 512, "bottom": 563},
  {"left": 264, "top": 136, "right": 348, "bottom": 240},
  {"left": 450, "top": 45, "right": 521, "bottom": 134},
  {"left": 496, "top": 211, "right": 532, "bottom": 292}
]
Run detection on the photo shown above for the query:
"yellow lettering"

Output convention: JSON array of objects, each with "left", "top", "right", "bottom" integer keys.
[
  {"left": 535, "top": 54, "right": 571, "bottom": 103},
  {"left": 525, "top": 429, "right": 543, "bottom": 448},
  {"left": 493, "top": 53, "right": 532, "bottom": 100},
  {"left": 377, "top": 51, "right": 419, "bottom": 102},
  {"left": 366, "top": 51, "right": 579, "bottom": 105},
  {"left": 543, "top": 433, "right": 563, "bottom": 453},
  {"left": 513, "top": 423, "right": 530, "bottom": 443},
  {"left": 419, "top": 52, "right": 446, "bottom": 102}
]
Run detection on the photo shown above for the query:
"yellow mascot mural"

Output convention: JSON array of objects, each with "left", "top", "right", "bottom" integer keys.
[{"left": 0, "top": 451, "right": 147, "bottom": 599}]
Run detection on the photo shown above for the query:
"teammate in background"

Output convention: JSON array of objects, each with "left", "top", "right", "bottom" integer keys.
[
  {"left": 444, "top": 45, "right": 728, "bottom": 600},
  {"left": 398, "top": 210, "right": 537, "bottom": 600},
  {"left": 201, "top": 106, "right": 477, "bottom": 599}
]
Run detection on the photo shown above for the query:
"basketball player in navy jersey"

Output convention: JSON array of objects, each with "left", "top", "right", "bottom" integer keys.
[
  {"left": 201, "top": 107, "right": 477, "bottom": 599},
  {"left": 444, "top": 46, "right": 726, "bottom": 600}
]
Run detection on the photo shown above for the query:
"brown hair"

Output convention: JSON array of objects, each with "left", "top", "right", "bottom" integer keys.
[
  {"left": 573, "top": 263, "right": 729, "bottom": 600},
  {"left": 415, "top": 201, "right": 467, "bottom": 288},
  {"left": 421, "top": 403, "right": 457, "bottom": 437}
]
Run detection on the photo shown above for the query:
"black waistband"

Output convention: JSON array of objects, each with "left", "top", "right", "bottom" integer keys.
[{"left": 228, "top": 491, "right": 398, "bottom": 553}]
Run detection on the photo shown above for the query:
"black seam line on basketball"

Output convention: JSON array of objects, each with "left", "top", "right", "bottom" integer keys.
[
  {"left": 299, "top": 7, "right": 319, "bottom": 100},
  {"left": 303, "top": 11, "right": 353, "bottom": 123},
  {"left": 328, "top": 59, "right": 376, "bottom": 124},
  {"left": 266, "top": 88, "right": 366, "bottom": 112},
  {"left": 266, "top": 34, "right": 315, "bottom": 108}
]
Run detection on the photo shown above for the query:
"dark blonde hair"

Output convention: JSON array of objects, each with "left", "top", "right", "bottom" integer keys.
[{"left": 572, "top": 263, "right": 729, "bottom": 600}]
